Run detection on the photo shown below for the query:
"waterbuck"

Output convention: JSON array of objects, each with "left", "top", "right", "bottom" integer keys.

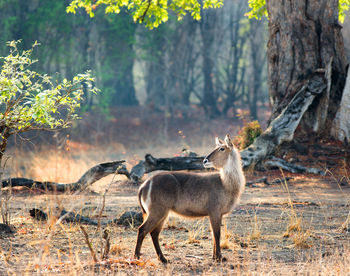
[{"left": 134, "top": 134, "right": 246, "bottom": 263}]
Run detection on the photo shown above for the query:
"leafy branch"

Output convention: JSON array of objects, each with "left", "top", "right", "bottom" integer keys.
[
  {"left": 0, "top": 40, "right": 99, "bottom": 164},
  {"left": 67, "top": 0, "right": 223, "bottom": 29}
]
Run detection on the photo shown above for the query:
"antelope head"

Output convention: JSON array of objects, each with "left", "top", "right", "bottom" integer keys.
[{"left": 203, "top": 134, "right": 235, "bottom": 169}]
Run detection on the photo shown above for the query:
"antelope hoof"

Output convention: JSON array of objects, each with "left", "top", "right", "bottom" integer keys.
[
  {"left": 134, "top": 253, "right": 141, "bottom": 259},
  {"left": 159, "top": 256, "right": 168, "bottom": 264},
  {"left": 213, "top": 255, "right": 226, "bottom": 262}
]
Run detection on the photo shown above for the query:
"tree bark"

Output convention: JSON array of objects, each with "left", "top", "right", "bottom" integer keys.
[{"left": 266, "top": 0, "right": 348, "bottom": 135}]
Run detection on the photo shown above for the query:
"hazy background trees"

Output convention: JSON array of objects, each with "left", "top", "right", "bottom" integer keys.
[{"left": 0, "top": 0, "right": 269, "bottom": 121}]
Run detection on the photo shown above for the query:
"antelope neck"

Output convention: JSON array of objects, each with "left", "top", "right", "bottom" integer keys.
[{"left": 219, "top": 150, "right": 243, "bottom": 192}]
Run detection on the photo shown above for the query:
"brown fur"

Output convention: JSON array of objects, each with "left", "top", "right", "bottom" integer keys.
[{"left": 134, "top": 135, "right": 245, "bottom": 263}]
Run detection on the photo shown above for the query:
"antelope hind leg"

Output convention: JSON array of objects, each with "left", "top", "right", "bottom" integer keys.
[
  {"left": 134, "top": 211, "right": 168, "bottom": 260},
  {"left": 134, "top": 223, "right": 147, "bottom": 259},
  {"left": 150, "top": 218, "right": 168, "bottom": 263}
]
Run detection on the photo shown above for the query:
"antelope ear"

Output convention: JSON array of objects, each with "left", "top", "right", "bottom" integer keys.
[
  {"left": 225, "top": 134, "right": 233, "bottom": 149},
  {"left": 215, "top": 137, "right": 224, "bottom": 147},
  {"left": 215, "top": 137, "right": 221, "bottom": 147}
]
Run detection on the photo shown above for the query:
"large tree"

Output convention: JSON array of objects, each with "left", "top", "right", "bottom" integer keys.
[
  {"left": 266, "top": 1, "right": 347, "bottom": 136},
  {"left": 247, "top": 0, "right": 349, "bottom": 139}
]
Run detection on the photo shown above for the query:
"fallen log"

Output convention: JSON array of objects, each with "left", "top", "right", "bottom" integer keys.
[
  {"left": 130, "top": 154, "right": 206, "bottom": 183},
  {"left": 246, "top": 177, "right": 269, "bottom": 187},
  {"left": 264, "top": 157, "right": 325, "bottom": 176},
  {"left": 246, "top": 176, "right": 294, "bottom": 187},
  {"left": 2, "top": 160, "right": 127, "bottom": 192},
  {"left": 129, "top": 150, "right": 325, "bottom": 184},
  {"left": 0, "top": 223, "right": 14, "bottom": 234},
  {"left": 29, "top": 208, "right": 143, "bottom": 227},
  {"left": 29, "top": 208, "right": 99, "bottom": 225}
]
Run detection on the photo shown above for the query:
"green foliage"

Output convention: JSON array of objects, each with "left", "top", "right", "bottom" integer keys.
[
  {"left": 234, "top": 120, "right": 262, "bottom": 150},
  {"left": 246, "top": 0, "right": 350, "bottom": 23},
  {"left": 0, "top": 40, "right": 98, "bottom": 144},
  {"left": 339, "top": 0, "right": 350, "bottom": 23},
  {"left": 245, "top": 0, "right": 267, "bottom": 19},
  {"left": 67, "top": 0, "right": 223, "bottom": 28}
]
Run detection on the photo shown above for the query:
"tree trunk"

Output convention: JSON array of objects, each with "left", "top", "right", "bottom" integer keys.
[
  {"left": 266, "top": 0, "right": 347, "bottom": 135},
  {"left": 0, "top": 128, "right": 10, "bottom": 168},
  {"left": 248, "top": 19, "right": 266, "bottom": 120},
  {"left": 332, "top": 68, "right": 350, "bottom": 142},
  {"left": 144, "top": 26, "right": 167, "bottom": 110},
  {"left": 200, "top": 8, "right": 220, "bottom": 118},
  {"left": 164, "top": 17, "right": 198, "bottom": 115},
  {"left": 100, "top": 14, "right": 138, "bottom": 106},
  {"left": 223, "top": 7, "right": 246, "bottom": 116}
]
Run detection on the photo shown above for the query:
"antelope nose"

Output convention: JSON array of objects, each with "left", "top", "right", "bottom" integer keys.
[{"left": 203, "top": 159, "right": 208, "bottom": 165}]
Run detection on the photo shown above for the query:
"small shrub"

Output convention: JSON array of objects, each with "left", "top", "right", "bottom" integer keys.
[
  {"left": 234, "top": 120, "right": 263, "bottom": 150},
  {"left": 187, "top": 220, "right": 206, "bottom": 244},
  {"left": 0, "top": 186, "right": 12, "bottom": 226},
  {"left": 249, "top": 213, "right": 262, "bottom": 241}
]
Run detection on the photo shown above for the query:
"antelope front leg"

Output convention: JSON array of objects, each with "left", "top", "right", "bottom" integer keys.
[{"left": 209, "top": 214, "right": 222, "bottom": 261}]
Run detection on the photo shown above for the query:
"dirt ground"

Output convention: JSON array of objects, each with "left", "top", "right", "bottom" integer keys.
[{"left": 1, "top": 171, "right": 350, "bottom": 275}]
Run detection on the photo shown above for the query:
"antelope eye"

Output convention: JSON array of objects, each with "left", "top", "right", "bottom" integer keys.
[{"left": 219, "top": 147, "right": 225, "bottom": 151}]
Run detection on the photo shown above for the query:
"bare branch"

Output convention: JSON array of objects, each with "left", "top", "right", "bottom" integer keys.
[{"left": 80, "top": 226, "right": 99, "bottom": 263}]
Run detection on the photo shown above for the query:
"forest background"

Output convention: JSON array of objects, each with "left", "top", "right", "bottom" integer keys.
[
  {"left": 0, "top": 0, "right": 275, "bottom": 160},
  {"left": 2, "top": 0, "right": 350, "bottom": 156}
]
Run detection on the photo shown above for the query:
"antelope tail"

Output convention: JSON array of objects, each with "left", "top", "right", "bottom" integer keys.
[{"left": 138, "top": 187, "right": 146, "bottom": 215}]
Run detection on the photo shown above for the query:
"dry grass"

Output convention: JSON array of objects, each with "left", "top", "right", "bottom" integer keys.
[
  {"left": 187, "top": 219, "right": 206, "bottom": 244},
  {"left": 249, "top": 212, "right": 262, "bottom": 241},
  {"left": 166, "top": 217, "right": 178, "bottom": 229},
  {"left": 220, "top": 219, "right": 234, "bottom": 249},
  {"left": 1, "top": 184, "right": 350, "bottom": 275},
  {"left": 279, "top": 172, "right": 314, "bottom": 250},
  {"left": 110, "top": 243, "right": 125, "bottom": 256}
]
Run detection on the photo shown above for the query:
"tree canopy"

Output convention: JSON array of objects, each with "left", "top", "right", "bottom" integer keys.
[
  {"left": 67, "top": 0, "right": 223, "bottom": 28},
  {"left": 68, "top": 0, "right": 350, "bottom": 27}
]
